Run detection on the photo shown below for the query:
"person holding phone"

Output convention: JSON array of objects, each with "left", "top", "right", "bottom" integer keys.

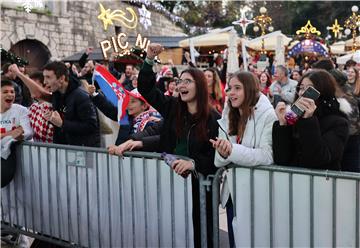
[
  {"left": 272, "top": 70, "right": 350, "bottom": 170},
  {"left": 138, "top": 43, "right": 220, "bottom": 248}
]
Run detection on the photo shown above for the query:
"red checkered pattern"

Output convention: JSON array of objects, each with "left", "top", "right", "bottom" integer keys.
[{"left": 29, "top": 102, "right": 54, "bottom": 143}]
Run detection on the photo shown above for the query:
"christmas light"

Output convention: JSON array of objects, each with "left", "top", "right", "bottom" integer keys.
[
  {"left": 97, "top": 3, "right": 138, "bottom": 30},
  {"left": 138, "top": 4, "right": 152, "bottom": 30},
  {"left": 16, "top": 0, "right": 44, "bottom": 13}
]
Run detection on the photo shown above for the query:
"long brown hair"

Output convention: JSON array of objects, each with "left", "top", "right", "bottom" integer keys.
[
  {"left": 228, "top": 71, "right": 260, "bottom": 138},
  {"left": 296, "top": 70, "right": 340, "bottom": 102},
  {"left": 175, "top": 68, "right": 210, "bottom": 141},
  {"left": 349, "top": 66, "right": 360, "bottom": 96},
  {"left": 204, "top": 68, "right": 223, "bottom": 101}
]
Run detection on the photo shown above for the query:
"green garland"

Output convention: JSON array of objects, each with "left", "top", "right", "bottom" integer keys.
[{"left": 0, "top": 48, "right": 29, "bottom": 66}]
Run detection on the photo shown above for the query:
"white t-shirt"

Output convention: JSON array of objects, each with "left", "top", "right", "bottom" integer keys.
[{"left": 0, "top": 103, "right": 33, "bottom": 159}]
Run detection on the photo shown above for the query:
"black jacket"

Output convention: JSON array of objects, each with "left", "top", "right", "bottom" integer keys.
[
  {"left": 129, "top": 121, "right": 163, "bottom": 151},
  {"left": 52, "top": 75, "right": 100, "bottom": 147},
  {"left": 272, "top": 99, "right": 349, "bottom": 170},
  {"left": 138, "top": 62, "right": 220, "bottom": 176}
]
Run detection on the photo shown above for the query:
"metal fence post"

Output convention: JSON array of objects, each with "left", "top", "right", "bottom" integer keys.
[
  {"left": 199, "top": 173, "right": 208, "bottom": 248},
  {"left": 212, "top": 168, "right": 226, "bottom": 248}
]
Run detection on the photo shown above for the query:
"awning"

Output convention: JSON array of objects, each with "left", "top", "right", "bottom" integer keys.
[
  {"left": 178, "top": 27, "right": 242, "bottom": 47},
  {"left": 245, "top": 31, "right": 292, "bottom": 51},
  {"left": 336, "top": 50, "right": 360, "bottom": 65}
]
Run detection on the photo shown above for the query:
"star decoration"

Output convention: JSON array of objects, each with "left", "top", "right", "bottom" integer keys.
[
  {"left": 327, "top": 19, "right": 343, "bottom": 39},
  {"left": 232, "top": 8, "right": 254, "bottom": 35},
  {"left": 98, "top": 3, "right": 113, "bottom": 30},
  {"left": 138, "top": 4, "right": 152, "bottom": 30}
]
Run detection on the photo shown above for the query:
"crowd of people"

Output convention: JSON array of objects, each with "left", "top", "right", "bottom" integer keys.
[{"left": 1, "top": 43, "right": 360, "bottom": 247}]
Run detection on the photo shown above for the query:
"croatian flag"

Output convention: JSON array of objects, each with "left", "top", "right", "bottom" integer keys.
[{"left": 92, "top": 65, "right": 130, "bottom": 122}]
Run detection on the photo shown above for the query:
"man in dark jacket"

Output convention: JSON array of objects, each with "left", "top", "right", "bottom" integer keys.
[{"left": 10, "top": 62, "right": 100, "bottom": 147}]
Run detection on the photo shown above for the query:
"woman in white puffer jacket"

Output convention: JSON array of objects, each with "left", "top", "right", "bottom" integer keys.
[{"left": 210, "top": 71, "right": 277, "bottom": 247}]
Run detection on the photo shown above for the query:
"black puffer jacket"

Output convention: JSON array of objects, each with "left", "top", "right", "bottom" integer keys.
[
  {"left": 138, "top": 62, "right": 220, "bottom": 176},
  {"left": 52, "top": 75, "right": 100, "bottom": 147},
  {"left": 272, "top": 97, "right": 349, "bottom": 170}
]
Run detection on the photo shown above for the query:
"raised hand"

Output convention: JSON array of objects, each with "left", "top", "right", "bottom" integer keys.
[
  {"left": 275, "top": 102, "right": 287, "bottom": 126},
  {"left": 146, "top": 43, "right": 164, "bottom": 60},
  {"left": 86, "top": 47, "right": 94, "bottom": 55},
  {"left": 296, "top": 97, "right": 316, "bottom": 119}
]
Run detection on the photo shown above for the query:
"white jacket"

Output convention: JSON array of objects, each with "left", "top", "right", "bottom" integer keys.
[{"left": 214, "top": 93, "right": 277, "bottom": 206}]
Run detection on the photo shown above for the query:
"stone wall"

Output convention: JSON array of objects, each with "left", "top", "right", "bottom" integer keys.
[{"left": 1, "top": 1, "right": 185, "bottom": 59}]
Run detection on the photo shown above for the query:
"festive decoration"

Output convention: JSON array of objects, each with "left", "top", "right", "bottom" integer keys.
[
  {"left": 138, "top": 4, "right": 151, "bottom": 30},
  {"left": 253, "top": 7, "right": 273, "bottom": 54},
  {"left": 0, "top": 48, "right": 29, "bottom": 67},
  {"left": 344, "top": 5, "right": 360, "bottom": 51},
  {"left": 128, "top": 0, "right": 210, "bottom": 34},
  {"left": 100, "top": 33, "right": 150, "bottom": 60},
  {"left": 16, "top": 0, "right": 44, "bottom": 13},
  {"left": 327, "top": 19, "right": 343, "bottom": 39},
  {"left": 288, "top": 39, "right": 328, "bottom": 57},
  {"left": 97, "top": 3, "right": 137, "bottom": 30},
  {"left": 232, "top": 6, "right": 254, "bottom": 36},
  {"left": 296, "top": 20, "right": 321, "bottom": 39}
]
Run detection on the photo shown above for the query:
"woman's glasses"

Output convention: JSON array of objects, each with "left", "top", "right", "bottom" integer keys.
[{"left": 175, "top": 78, "right": 194, "bottom": 86}]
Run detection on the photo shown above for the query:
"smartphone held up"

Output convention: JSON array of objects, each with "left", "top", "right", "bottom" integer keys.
[{"left": 284, "top": 86, "right": 320, "bottom": 125}]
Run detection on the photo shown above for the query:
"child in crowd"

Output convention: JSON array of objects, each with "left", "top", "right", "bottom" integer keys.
[{"left": 1, "top": 80, "right": 33, "bottom": 187}]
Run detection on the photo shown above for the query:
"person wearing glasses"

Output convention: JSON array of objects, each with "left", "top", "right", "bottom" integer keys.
[
  {"left": 137, "top": 43, "right": 220, "bottom": 248},
  {"left": 210, "top": 71, "right": 277, "bottom": 247}
]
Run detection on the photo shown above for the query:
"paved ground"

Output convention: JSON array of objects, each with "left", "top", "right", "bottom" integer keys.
[{"left": 219, "top": 206, "right": 230, "bottom": 248}]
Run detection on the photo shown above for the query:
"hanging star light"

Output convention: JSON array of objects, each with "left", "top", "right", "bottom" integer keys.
[
  {"left": 232, "top": 7, "right": 254, "bottom": 35},
  {"left": 97, "top": 3, "right": 138, "bottom": 30},
  {"left": 327, "top": 19, "right": 343, "bottom": 39},
  {"left": 98, "top": 3, "right": 113, "bottom": 30},
  {"left": 138, "top": 4, "right": 152, "bottom": 30}
]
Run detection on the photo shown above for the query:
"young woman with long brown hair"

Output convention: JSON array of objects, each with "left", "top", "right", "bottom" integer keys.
[
  {"left": 137, "top": 43, "right": 220, "bottom": 247},
  {"left": 204, "top": 68, "right": 224, "bottom": 113},
  {"left": 210, "top": 71, "right": 277, "bottom": 247}
]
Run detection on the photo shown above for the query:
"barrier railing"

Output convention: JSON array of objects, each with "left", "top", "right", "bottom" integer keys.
[
  {"left": 212, "top": 164, "right": 360, "bottom": 248},
  {"left": 1, "top": 142, "right": 194, "bottom": 247}
]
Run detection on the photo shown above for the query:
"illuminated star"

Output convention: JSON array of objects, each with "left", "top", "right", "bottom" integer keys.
[
  {"left": 327, "top": 19, "right": 343, "bottom": 39},
  {"left": 232, "top": 7, "right": 254, "bottom": 36},
  {"left": 138, "top": 4, "right": 152, "bottom": 30},
  {"left": 98, "top": 3, "right": 113, "bottom": 30}
]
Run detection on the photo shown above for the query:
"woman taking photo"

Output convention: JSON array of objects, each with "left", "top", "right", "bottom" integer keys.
[
  {"left": 211, "top": 71, "right": 277, "bottom": 247},
  {"left": 138, "top": 43, "right": 220, "bottom": 247},
  {"left": 273, "top": 70, "right": 350, "bottom": 170}
]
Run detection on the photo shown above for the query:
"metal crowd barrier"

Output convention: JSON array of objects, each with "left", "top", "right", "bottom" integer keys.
[
  {"left": 1, "top": 142, "right": 194, "bottom": 247},
  {"left": 212, "top": 164, "right": 360, "bottom": 248}
]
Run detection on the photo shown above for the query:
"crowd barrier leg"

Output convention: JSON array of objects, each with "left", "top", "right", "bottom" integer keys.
[
  {"left": 211, "top": 168, "right": 226, "bottom": 248},
  {"left": 199, "top": 173, "right": 208, "bottom": 248}
]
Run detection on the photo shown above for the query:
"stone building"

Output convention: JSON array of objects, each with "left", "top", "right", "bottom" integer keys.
[{"left": 1, "top": 1, "right": 185, "bottom": 71}]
